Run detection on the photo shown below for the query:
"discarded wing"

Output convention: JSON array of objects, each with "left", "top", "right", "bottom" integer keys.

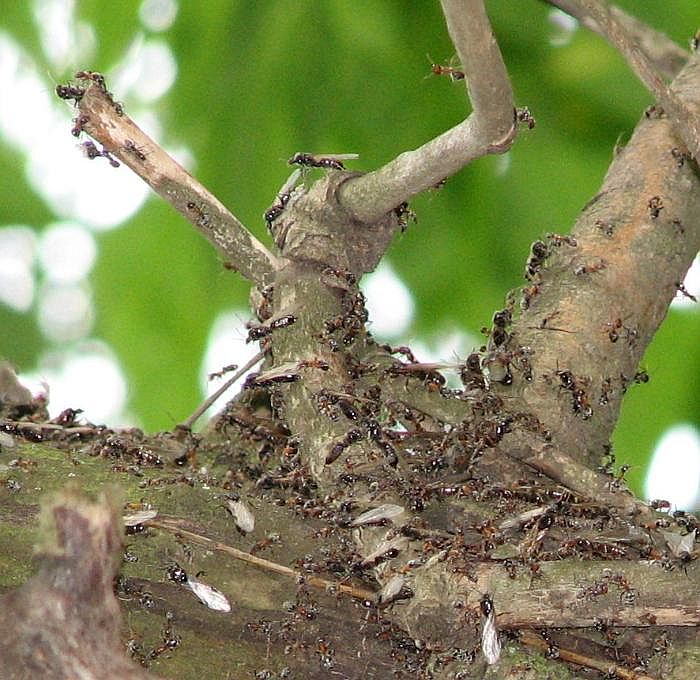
[
  {"left": 122, "top": 509, "right": 158, "bottom": 526},
  {"left": 360, "top": 536, "right": 409, "bottom": 567},
  {"left": 377, "top": 575, "right": 412, "bottom": 605},
  {"left": 186, "top": 577, "right": 232, "bottom": 613},
  {"left": 226, "top": 498, "right": 255, "bottom": 533},
  {"left": 663, "top": 529, "right": 696, "bottom": 559},
  {"left": 481, "top": 596, "right": 501, "bottom": 665},
  {"left": 350, "top": 503, "right": 405, "bottom": 527}
]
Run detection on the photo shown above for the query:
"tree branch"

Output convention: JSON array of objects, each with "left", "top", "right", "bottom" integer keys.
[
  {"left": 339, "top": 0, "right": 517, "bottom": 224},
  {"left": 542, "top": 0, "right": 689, "bottom": 80},
  {"left": 63, "top": 77, "right": 279, "bottom": 286},
  {"left": 572, "top": 1, "right": 700, "bottom": 160}
]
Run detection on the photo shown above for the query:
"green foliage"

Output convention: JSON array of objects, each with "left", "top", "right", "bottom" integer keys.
[{"left": 1, "top": 1, "right": 698, "bottom": 499}]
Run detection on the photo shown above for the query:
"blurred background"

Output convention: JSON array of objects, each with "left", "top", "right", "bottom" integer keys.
[{"left": 0, "top": 0, "right": 698, "bottom": 508}]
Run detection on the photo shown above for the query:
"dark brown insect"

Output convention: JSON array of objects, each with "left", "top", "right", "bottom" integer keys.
[
  {"left": 264, "top": 169, "right": 300, "bottom": 229},
  {"left": 71, "top": 115, "right": 89, "bottom": 137},
  {"left": 75, "top": 70, "right": 106, "bottom": 88},
  {"left": 647, "top": 195, "right": 664, "bottom": 219},
  {"left": 516, "top": 106, "right": 536, "bottom": 129},
  {"left": 521, "top": 283, "right": 540, "bottom": 310},
  {"left": 525, "top": 240, "right": 548, "bottom": 281},
  {"left": 185, "top": 201, "right": 211, "bottom": 227},
  {"left": 574, "top": 260, "right": 606, "bottom": 275},
  {"left": 124, "top": 139, "right": 147, "bottom": 161},
  {"left": 56, "top": 83, "right": 86, "bottom": 104},
  {"left": 595, "top": 219, "right": 615, "bottom": 237},
  {"left": 556, "top": 370, "right": 592, "bottom": 419},
  {"left": 288, "top": 152, "right": 357, "bottom": 170},
  {"left": 676, "top": 281, "right": 697, "bottom": 303},
  {"left": 247, "top": 314, "right": 297, "bottom": 342},
  {"left": 546, "top": 232, "right": 577, "bottom": 247},
  {"left": 393, "top": 201, "right": 417, "bottom": 231},
  {"left": 325, "top": 428, "right": 363, "bottom": 464},
  {"left": 81, "top": 141, "right": 120, "bottom": 167}
]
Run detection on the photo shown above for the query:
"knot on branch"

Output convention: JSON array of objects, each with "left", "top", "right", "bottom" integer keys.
[{"left": 277, "top": 172, "right": 400, "bottom": 275}]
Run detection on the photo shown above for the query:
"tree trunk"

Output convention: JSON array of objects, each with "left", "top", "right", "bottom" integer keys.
[{"left": 2, "top": 2, "right": 700, "bottom": 678}]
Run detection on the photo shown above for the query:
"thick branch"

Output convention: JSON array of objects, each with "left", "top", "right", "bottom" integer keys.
[
  {"left": 496, "top": 53, "right": 700, "bottom": 470},
  {"left": 69, "top": 79, "right": 278, "bottom": 286},
  {"left": 339, "top": 0, "right": 516, "bottom": 224}
]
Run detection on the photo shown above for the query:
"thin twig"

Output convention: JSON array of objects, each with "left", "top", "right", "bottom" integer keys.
[
  {"left": 339, "top": 0, "right": 517, "bottom": 224},
  {"left": 67, "top": 79, "right": 279, "bottom": 286},
  {"left": 147, "top": 516, "right": 377, "bottom": 603},
  {"left": 180, "top": 350, "right": 265, "bottom": 429},
  {"left": 573, "top": 1, "right": 700, "bottom": 159},
  {"left": 518, "top": 630, "right": 658, "bottom": 680},
  {"left": 542, "top": 0, "right": 688, "bottom": 79}
]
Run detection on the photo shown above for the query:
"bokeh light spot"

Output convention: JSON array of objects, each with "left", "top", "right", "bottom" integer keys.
[{"left": 645, "top": 424, "right": 700, "bottom": 510}]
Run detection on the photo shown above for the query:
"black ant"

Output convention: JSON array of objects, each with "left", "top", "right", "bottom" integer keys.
[
  {"left": 288, "top": 152, "right": 357, "bottom": 170},
  {"left": 516, "top": 107, "right": 536, "bottom": 129},
  {"left": 393, "top": 202, "right": 417, "bottom": 231},
  {"left": 325, "top": 428, "right": 363, "bottom": 464},
  {"left": 525, "top": 240, "right": 548, "bottom": 281},
  {"left": 81, "top": 140, "right": 120, "bottom": 167},
  {"left": 648, "top": 196, "right": 663, "bottom": 218},
  {"left": 124, "top": 139, "right": 147, "bottom": 161},
  {"left": 247, "top": 314, "right": 296, "bottom": 342},
  {"left": 264, "top": 169, "right": 300, "bottom": 230},
  {"left": 56, "top": 83, "right": 86, "bottom": 104},
  {"left": 71, "top": 115, "right": 89, "bottom": 137},
  {"left": 556, "top": 370, "right": 592, "bottom": 419}
]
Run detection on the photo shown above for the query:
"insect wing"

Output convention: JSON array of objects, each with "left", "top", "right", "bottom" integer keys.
[
  {"left": 226, "top": 498, "right": 255, "bottom": 533},
  {"left": 481, "top": 597, "right": 501, "bottom": 665},
  {"left": 350, "top": 503, "right": 405, "bottom": 527},
  {"left": 122, "top": 509, "right": 158, "bottom": 526},
  {"left": 186, "top": 578, "right": 232, "bottom": 612}
]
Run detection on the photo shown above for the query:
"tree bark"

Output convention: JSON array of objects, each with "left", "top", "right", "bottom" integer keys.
[{"left": 2, "top": 2, "right": 700, "bottom": 678}]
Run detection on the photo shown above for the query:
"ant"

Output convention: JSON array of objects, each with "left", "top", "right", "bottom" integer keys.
[
  {"left": 325, "top": 428, "right": 363, "bottom": 464},
  {"left": 556, "top": 369, "right": 592, "bottom": 419},
  {"left": 246, "top": 314, "right": 296, "bottom": 342},
  {"left": 393, "top": 201, "right": 417, "bottom": 231},
  {"left": 288, "top": 152, "right": 358, "bottom": 171},
  {"left": 546, "top": 232, "right": 577, "bottom": 248},
  {"left": 185, "top": 201, "right": 211, "bottom": 227},
  {"left": 520, "top": 283, "right": 540, "bottom": 310},
  {"left": 264, "top": 168, "right": 301, "bottom": 230},
  {"left": 75, "top": 70, "right": 106, "bottom": 89},
  {"left": 603, "top": 317, "right": 638, "bottom": 345},
  {"left": 525, "top": 240, "right": 548, "bottom": 281},
  {"left": 574, "top": 260, "right": 606, "bottom": 275},
  {"left": 124, "top": 139, "right": 147, "bottom": 161},
  {"left": 427, "top": 55, "right": 465, "bottom": 81},
  {"left": 516, "top": 106, "right": 536, "bottom": 129},
  {"left": 595, "top": 219, "right": 615, "bottom": 237},
  {"left": 676, "top": 281, "right": 697, "bottom": 303},
  {"left": 81, "top": 140, "right": 120, "bottom": 167},
  {"left": 71, "top": 115, "right": 89, "bottom": 137},
  {"left": 648, "top": 195, "right": 664, "bottom": 219},
  {"left": 56, "top": 82, "right": 86, "bottom": 104}
]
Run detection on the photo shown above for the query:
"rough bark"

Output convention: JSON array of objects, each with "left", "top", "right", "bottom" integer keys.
[{"left": 2, "top": 2, "right": 700, "bottom": 679}]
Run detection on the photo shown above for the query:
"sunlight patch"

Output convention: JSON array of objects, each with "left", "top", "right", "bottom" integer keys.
[
  {"left": 27, "top": 340, "right": 129, "bottom": 425},
  {"left": 362, "top": 262, "right": 414, "bottom": 340},
  {"left": 645, "top": 424, "right": 700, "bottom": 510},
  {"left": 199, "top": 309, "right": 261, "bottom": 419},
  {"left": 0, "top": 226, "right": 36, "bottom": 311}
]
